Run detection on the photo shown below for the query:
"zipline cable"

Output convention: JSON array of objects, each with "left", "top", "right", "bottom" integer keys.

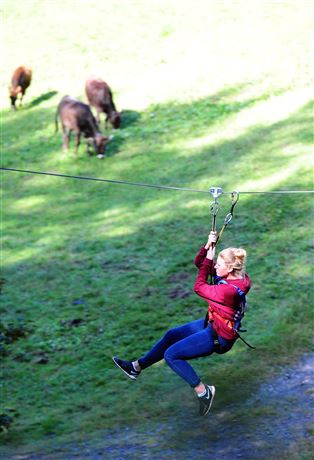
[{"left": 1, "top": 167, "right": 314, "bottom": 195}]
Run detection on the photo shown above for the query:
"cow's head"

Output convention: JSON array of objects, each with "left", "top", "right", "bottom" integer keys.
[
  {"left": 110, "top": 111, "right": 121, "bottom": 129},
  {"left": 88, "top": 134, "right": 109, "bottom": 158}
]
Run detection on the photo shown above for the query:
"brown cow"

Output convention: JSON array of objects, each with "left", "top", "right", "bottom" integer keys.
[
  {"left": 9, "top": 66, "right": 32, "bottom": 110},
  {"left": 85, "top": 78, "right": 121, "bottom": 129},
  {"left": 55, "top": 96, "right": 109, "bottom": 159}
]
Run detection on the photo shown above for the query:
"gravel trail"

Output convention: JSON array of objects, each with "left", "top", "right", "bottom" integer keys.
[{"left": 7, "top": 353, "right": 314, "bottom": 460}]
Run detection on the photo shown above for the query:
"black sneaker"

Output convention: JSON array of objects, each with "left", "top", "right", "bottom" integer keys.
[
  {"left": 112, "top": 356, "right": 140, "bottom": 381},
  {"left": 198, "top": 384, "right": 215, "bottom": 416}
]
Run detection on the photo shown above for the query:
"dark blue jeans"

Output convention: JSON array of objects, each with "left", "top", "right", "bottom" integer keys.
[{"left": 138, "top": 318, "right": 235, "bottom": 387}]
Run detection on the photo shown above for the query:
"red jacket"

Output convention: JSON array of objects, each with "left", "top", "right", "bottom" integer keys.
[{"left": 194, "top": 246, "right": 251, "bottom": 340}]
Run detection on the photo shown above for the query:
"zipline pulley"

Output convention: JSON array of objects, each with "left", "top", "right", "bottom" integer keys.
[{"left": 209, "top": 187, "right": 223, "bottom": 233}]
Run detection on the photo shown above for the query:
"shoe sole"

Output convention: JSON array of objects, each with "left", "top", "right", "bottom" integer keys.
[
  {"left": 202, "top": 385, "right": 216, "bottom": 416},
  {"left": 112, "top": 356, "right": 137, "bottom": 381}
]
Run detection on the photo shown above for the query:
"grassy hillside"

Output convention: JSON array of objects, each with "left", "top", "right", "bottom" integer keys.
[{"left": 1, "top": 0, "right": 313, "bottom": 455}]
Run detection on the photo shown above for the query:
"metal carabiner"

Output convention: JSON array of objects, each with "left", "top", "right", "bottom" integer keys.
[
  {"left": 230, "top": 191, "right": 239, "bottom": 210},
  {"left": 215, "top": 191, "right": 239, "bottom": 245},
  {"left": 223, "top": 212, "right": 233, "bottom": 226},
  {"left": 210, "top": 201, "right": 220, "bottom": 217},
  {"left": 222, "top": 192, "right": 239, "bottom": 226},
  {"left": 210, "top": 203, "right": 219, "bottom": 232}
]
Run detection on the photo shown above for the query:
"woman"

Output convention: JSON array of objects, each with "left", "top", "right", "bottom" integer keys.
[{"left": 113, "top": 231, "right": 251, "bottom": 416}]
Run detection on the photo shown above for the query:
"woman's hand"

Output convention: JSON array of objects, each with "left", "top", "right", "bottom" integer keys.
[
  {"left": 205, "top": 231, "right": 217, "bottom": 260},
  {"left": 205, "top": 231, "right": 217, "bottom": 250}
]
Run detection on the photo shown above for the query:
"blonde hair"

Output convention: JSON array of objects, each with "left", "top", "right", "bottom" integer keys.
[{"left": 218, "top": 247, "right": 247, "bottom": 276}]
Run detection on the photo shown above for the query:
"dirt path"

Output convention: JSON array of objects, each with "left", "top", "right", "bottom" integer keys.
[{"left": 8, "top": 353, "right": 314, "bottom": 460}]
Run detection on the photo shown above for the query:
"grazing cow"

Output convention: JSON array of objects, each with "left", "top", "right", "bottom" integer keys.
[
  {"left": 85, "top": 78, "right": 121, "bottom": 129},
  {"left": 55, "top": 96, "right": 109, "bottom": 158},
  {"left": 9, "top": 66, "right": 32, "bottom": 110}
]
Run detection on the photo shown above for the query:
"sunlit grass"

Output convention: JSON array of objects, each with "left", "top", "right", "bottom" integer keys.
[
  {"left": 10, "top": 196, "right": 48, "bottom": 212},
  {"left": 240, "top": 155, "right": 312, "bottom": 191},
  {"left": 1, "top": 1, "right": 313, "bottom": 110},
  {"left": 186, "top": 88, "right": 313, "bottom": 151}
]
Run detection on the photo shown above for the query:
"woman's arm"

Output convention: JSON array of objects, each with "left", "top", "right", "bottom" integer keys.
[
  {"left": 194, "top": 259, "right": 222, "bottom": 302},
  {"left": 194, "top": 246, "right": 208, "bottom": 268}
]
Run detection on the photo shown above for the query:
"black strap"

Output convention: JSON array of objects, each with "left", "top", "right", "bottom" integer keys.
[{"left": 237, "top": 333, "right": 256, "bottom": 349}]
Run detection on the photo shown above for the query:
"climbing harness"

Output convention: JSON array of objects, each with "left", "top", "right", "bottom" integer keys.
[{"left": 215, "top": 277, "right": 255, "bottom": 349}]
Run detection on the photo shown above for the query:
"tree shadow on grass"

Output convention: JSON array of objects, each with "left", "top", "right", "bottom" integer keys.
[
  {"left": 176, "top": 99, "right": 314, "bottom": 191},
  {"left": 29, "top": 91, "right": 58, "bottom": 108},
  {"left": 120, "top": 109, "right": 141, "bottom": 129},
  {"left": 102, "top": 84, "right": 267, "bottom": 157},
  {"left": 1, "top": 83, "right": 313, "bottom": 450},
  {"left": 2, "top": 175, "right": 313, "bottom": 453}
]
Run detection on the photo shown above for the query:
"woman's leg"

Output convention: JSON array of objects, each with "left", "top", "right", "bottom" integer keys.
[
  {"left": 138, "top": 318, "right": 204, "bottom": 370},
  {"left": 163, "top": 325, "right": 216, "bottom": 387}
]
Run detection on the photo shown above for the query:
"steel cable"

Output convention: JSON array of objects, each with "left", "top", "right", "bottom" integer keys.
[{"left": 1, "top": 167, "right": 314, "bottom": 195}]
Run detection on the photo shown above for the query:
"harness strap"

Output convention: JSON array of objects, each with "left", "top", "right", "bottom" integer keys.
[
  {"left": 208, "top": 310, "right": 234, "bottom": 330},
  {"left": 237, "top": 333, "right": 256, "bottom": 349}
]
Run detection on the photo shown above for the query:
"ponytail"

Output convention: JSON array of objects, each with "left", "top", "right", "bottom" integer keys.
[{"left": 218, "top": 247, "right": 247, "bottom": 275}]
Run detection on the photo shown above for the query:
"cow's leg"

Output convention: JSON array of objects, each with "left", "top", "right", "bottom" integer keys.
[
  {"left": 85, "top": 139, "right": 90, "bottom": 156},
  {"left": 19, "top": 91, "right": 24, "bottom": 106},
  {"left": 62, "top": 126, "right": 70, "bottom": 152},
  {"left": 96, "top": 109, "right": 100, "bottom": 125},
  {"left": 74, "top": 132, "right": 81, "bottom": 158}
]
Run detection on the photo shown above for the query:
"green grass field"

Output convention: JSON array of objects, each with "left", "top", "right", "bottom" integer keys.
[{"left": 1, "top": 0, "right": 313, "bottom": 455}]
